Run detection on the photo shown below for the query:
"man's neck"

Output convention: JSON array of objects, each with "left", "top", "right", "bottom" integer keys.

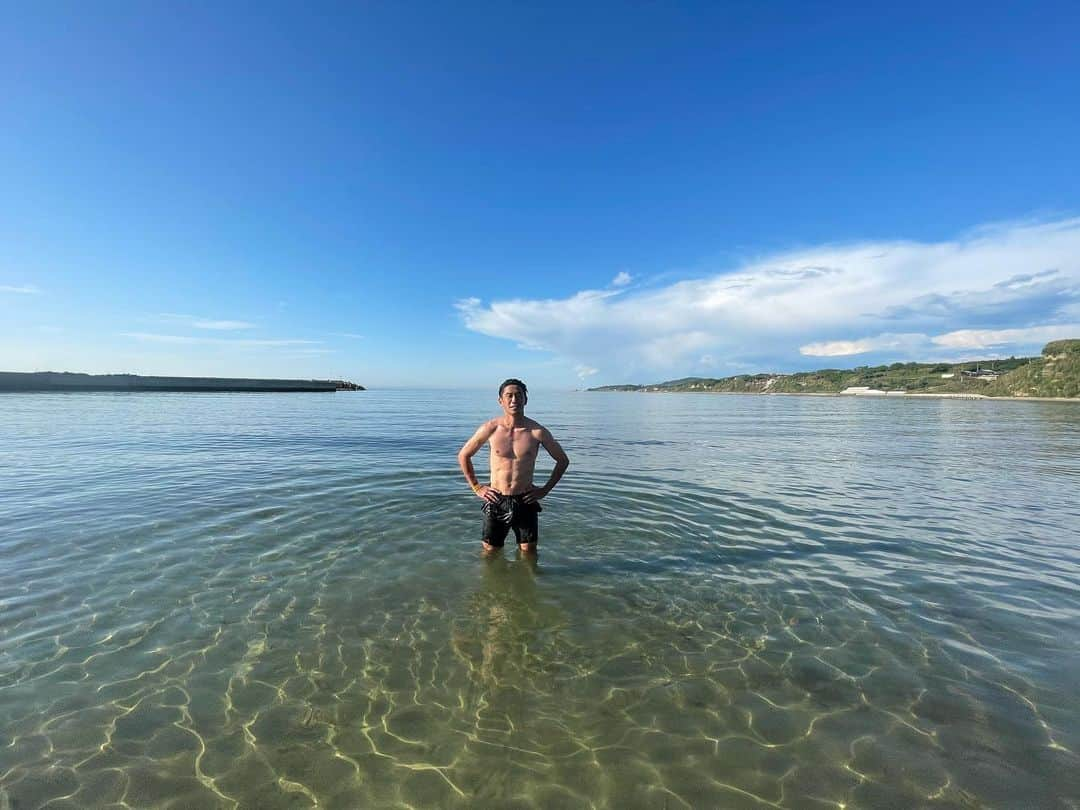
[{"left": 502, "top": 413, "right": 527, "bottom": 428}]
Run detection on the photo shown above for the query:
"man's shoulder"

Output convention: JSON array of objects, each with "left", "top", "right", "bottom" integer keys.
[{"left": 526, "top": 417, "right": 549, "bottom": 434}]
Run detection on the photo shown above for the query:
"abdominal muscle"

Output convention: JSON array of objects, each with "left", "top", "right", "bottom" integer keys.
[{"left": 488, "top": 454, "right": 536, "bottom": 495}]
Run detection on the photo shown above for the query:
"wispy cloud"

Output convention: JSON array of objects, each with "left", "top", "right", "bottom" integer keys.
[
  {"left": 193, "top": 320, "right": 256, "bottom": 330},
  {"left": 611, "top": 271, "right": 632, "bottom": 287},
  {"left": 1, "top": 284, "right": 40, "bottom": 294},
  {"left": 332, "top": 332, "right": 365, "bottom": 339},
  {"left": 122, "top": 332, "right": 318, "bottom": 347},
  {"left": 157, "top": 313, "right": 255, "bottom": 330},
  {"left": 458, "top": 218, "right": 1080, "bottom": 379}
]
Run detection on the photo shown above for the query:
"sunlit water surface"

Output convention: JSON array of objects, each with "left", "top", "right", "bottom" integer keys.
[{"left": 2, "top": 391, "right": 1079, "bottom": 809}]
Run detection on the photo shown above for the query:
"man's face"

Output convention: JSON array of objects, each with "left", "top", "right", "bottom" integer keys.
[{"left": 499, "top": 385, "right": 525, "bottom": 414}]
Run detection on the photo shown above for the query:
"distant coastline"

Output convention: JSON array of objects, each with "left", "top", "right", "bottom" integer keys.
[
  {"left": 0, "top": 371, "right": 364, "bottom": 393},
  {"left": 588, "top": 390, "right": 1080, "bottom": 403},
  {"left": 588, "top": 339, "right": 1080, "bottom": 401}
]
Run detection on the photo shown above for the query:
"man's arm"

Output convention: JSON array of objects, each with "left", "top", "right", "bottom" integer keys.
[
  {"left": 523, "top": 429, "right": 569, "bottom": 503},
  {"left": 457, "top": 421, "right": 500, "bottom": 503}
]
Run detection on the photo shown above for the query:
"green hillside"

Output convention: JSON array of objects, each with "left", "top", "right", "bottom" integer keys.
[
  {"left": 589, "top": 340, "right": 1080, "bottom": 398},
  {"left": 984, "top": 339, "right": 1080, "bottom": 398}
]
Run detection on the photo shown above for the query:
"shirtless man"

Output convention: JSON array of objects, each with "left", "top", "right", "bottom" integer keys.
[{"left": 458, "top": 379, "right": 570, "bottom": 554}]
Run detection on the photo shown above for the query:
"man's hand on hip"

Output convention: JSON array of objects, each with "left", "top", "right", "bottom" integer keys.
[
  {"left": 521, "top": 487, "right": 548, "bottom": 504},
  {"left": 476, "top": 485, "right": 501, "bottom": 504}
]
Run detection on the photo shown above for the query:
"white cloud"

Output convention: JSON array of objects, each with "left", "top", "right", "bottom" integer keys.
[
  {"left": 800, "top": 333, "right": 929, "bottom": 357},
  {"left": 122, "top": 332, "right": 318, "bottom": 347},
  {"left": 574, "top": 364, "right": 598, "bottom": 379},
  {"left": 932, "top": 324, "right": 1080, "bottom": 350},
  {"left": 1, "top": 284, "right": 40, "bottom": 294},
  {"left": 806, "top": 323, "right": 1080, "bottom": 358},
  {"left": 612, "top": 271, "right": 633, "bottom": 287},
  {"left": 332, "top": 332, "right": 365, "bottom": 339},
  {"left": 458, "top": 217, "right": 1080, "bottom": 379}
]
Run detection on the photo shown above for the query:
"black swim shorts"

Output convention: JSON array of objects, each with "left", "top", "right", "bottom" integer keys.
[{"left": 481, "top": 492, "right": 542, "bottom": 547}]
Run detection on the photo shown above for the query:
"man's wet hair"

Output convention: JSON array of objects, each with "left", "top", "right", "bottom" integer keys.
[{"left": 499, "top": 378, "right": 528, "bottom": 401}]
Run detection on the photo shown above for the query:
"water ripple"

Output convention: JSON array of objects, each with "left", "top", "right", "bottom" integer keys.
[{"left": 1, "top": 391, "right": 1079, "bottom": 808}]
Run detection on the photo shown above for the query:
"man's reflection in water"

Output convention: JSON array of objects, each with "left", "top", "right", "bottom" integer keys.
[{"left": 451, "top": 548, "right": 562, "bottom": 694}]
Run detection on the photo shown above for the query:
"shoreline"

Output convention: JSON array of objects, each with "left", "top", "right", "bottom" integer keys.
[{"left": 589, "top": 389, "right": 1080, "bottom": 403}]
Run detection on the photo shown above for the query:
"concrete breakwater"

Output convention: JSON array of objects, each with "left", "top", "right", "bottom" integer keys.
[{"left": 0, "top": 371, "right": 364, "bottom": 393}]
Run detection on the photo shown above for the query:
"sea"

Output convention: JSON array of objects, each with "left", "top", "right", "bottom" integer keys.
[{"left": 2, "top": 390, "right": 1078, "bottom": 809}]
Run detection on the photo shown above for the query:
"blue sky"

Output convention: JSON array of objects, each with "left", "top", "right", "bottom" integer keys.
[{"left": 2, "top": 2, "right": 1079, "bottom": 388}]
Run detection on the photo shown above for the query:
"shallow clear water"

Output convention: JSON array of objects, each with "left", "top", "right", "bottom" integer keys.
[{"left": 2, "top": 390, "right": 1079, "bottom": 809}]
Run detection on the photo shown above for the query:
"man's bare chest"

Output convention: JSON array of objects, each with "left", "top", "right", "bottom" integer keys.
[{"left": 490, "top": 428, "right": 539, "bottom": 461}]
